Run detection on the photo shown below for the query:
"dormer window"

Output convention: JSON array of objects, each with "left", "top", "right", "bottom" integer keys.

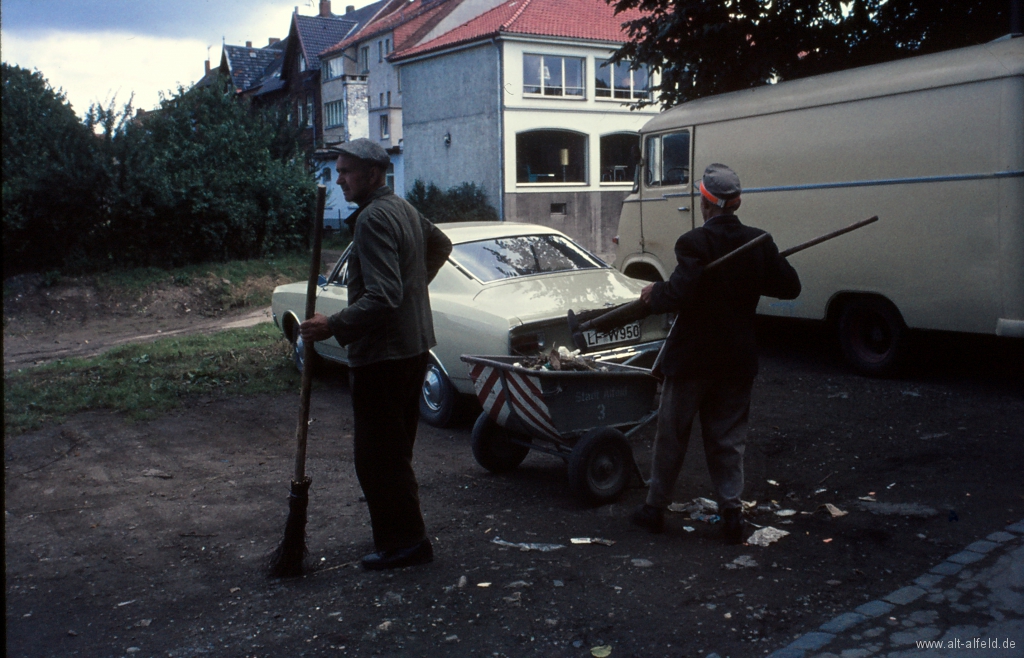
[{"left": 299, "top": 53, "right": 306, "bottom": 72}]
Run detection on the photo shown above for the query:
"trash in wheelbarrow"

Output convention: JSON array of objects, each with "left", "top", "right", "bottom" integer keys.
[{"left": 461, "top": 354, "right": 659, "bottom": 506}]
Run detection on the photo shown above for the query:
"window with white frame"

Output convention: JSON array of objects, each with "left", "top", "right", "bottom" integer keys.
[
  {"left": 324, "top": 100, "right": 344, "bottom": 128},
  {"left": 516, "top": 130, "right": 586, "bottom": 183},
  {"left": 523, "top": 54, "right": 584, "bottom": 98},
  {"left": 595, "top": 59, "right": 650, "bottom": 101},
  {"left": 326, "top": 56, "right": 344, "bottom": 80},
  {"left": 385, "top": 162, "right": 395, "bottom": 189},
  {"left": 380, "top": 114, "right": 390, "bottom": 139}
]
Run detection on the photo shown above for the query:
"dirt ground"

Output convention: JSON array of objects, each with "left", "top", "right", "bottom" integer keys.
[{"left": 4, "top": 277, "right": 1024, "bottom": 658}]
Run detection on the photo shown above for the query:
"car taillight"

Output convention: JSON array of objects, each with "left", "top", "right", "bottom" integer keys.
[
  {"left": 612, "top": 235, "right": 619, "bottom": 245},
  {"left": 510, "top": 332, "right": 545, "bottom": 355}
]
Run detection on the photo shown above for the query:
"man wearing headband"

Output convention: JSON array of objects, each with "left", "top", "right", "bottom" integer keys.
[{"left": 631, "top": 163, "right": 801, "bottom": 544}]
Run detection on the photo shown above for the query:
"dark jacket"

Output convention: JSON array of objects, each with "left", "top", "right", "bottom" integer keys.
[
  {"left": 649, "top": 213, "right": 801, "bottom": 379},
  {"left": 327, "top": 186, "right": 452, "bottom": 367}
]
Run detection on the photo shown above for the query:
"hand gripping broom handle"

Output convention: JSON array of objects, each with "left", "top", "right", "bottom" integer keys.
[{"left": 294, "top": 185, "right": 327, "bottom": 483}]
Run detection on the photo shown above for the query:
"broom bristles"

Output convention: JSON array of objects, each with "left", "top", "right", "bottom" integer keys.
[{"left": 268, "top": 477, "right": 311, "bottom": 578}]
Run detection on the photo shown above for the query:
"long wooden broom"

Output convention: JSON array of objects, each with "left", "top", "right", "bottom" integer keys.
[{"left": 268, "top": 184, "right": 327, "bottom": 578}]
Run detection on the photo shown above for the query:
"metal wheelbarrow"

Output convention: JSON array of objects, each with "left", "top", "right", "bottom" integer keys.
[{"left": 461, "top": 346, "right": 661, "bottom": 506}]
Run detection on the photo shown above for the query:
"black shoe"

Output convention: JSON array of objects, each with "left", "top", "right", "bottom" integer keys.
[
  {"left": 630, "top": 504, "right": 665, "bottom": 534},
  {"left": 723, "top": 508, "right": 744, "bottom": 545},
  {"left": 361, "top": 538, "right": 433, "bottom": 571}
]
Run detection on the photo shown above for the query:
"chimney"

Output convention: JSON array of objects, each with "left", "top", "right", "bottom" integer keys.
[
  {"left": 346, "top": 5, "right": 355, "bottom": 13},
  {"left": 320, "top": 0, "right": 332, "bottom": 17},
  {"left": 269, "top": 37, "right": 280, "bottom": 45},
  {"left": 205, "top": 60, "right": 211, "bottom": 74},
  {"left": 246, "top": 40, "right": 252, "bottom": 48}
]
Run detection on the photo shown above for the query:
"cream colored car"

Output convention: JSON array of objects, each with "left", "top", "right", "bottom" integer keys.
[{"left": 272, "top": 222, "right": 667, "bottom": 427}]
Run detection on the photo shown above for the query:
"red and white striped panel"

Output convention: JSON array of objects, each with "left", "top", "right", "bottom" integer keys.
[
  {"left": 468, "top": 363, "right": 510, "bottom": 426},
  {"left": 504, "top": 370, "right": 560, "bottom": 440}
]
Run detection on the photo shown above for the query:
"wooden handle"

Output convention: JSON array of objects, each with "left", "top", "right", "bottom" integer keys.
[
  {"left": 780, "top": 216, "right": 878, "bottom": 258},
  {"left": 294, "top": 185, "right": 327, "bottom": 483}
]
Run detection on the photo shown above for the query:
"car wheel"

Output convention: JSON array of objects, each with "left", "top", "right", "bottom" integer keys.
[
  {"left": 420, "top": 360, "right": 457, "bottom": 428},
  {"left": 471, "top": 413, "right": 531, "bottom": 474},
  {"left": 567, "top": 427, "right": 633, "bottom": 506},
  {"left": 838, "top": 297, "right": 905, "bottom": 376},
  {"left": 292, "top": 334, "right": 321, "bottom": 376}
]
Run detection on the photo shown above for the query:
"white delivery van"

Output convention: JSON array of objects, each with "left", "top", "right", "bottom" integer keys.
[{"left": 613, "top": 36, "right": 1024, "bottom": 374}]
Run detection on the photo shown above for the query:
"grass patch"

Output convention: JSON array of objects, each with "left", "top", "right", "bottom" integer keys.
[{"left": 4, "top": 324, "right": 300, "bottom": 436}]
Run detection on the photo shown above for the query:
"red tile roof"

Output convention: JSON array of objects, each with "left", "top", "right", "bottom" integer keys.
[
  {"left": 322, "top": 0, "right": 456, "bottom": 56},
  {"left": 391, "top": 0, "right": 643, "bottom": 61}
]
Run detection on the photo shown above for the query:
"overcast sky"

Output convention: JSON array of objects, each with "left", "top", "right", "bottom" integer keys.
[{"left": 1, "top": 0, "right": 375, "bottom": 116}]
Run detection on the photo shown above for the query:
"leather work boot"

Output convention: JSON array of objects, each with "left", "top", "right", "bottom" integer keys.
[
  {"left": 361, "top": 538, "right": 433, "bottom": 571},
  {"left": 630, "top": 504, "right": 665, "bottom": 534},
  {"left": 723, "top": 507, "right": 745, "bottom": 545}
]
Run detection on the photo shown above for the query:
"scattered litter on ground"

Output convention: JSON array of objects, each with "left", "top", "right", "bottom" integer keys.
[
  {"left": 857, "top": 501, "right": 939, "bottom": 518},
  {"left": 682, "top": 526, "right": 695, "bottom": 533},
  {"left": 505, "top": 580, "right": 531, "bottom": 588},
  {"left": 141, "top": 469, "right": 172, "bottom": 479},
  {"left": 377, "top": 621, "right": 393, "bottom": 632},
  {"left": 457, "top": 575, "right": 467, "bottom": 588},
  {"left": 747, "top": 527, "right": 790, "bottom": 547},
  {"left": 668, "top": 497, "right": 723, "bottom": 523},
  {"left": 571, "top": 537, "right": 616, "bottom": 546},
  {"left": 823, "top": 538, "right": 833, "bottom": 543},
  {"left": 477, "top": 582, "right": 491, "bottom": 588},
  {"left": 775, "top": 509, "right": 796, "bottom": 517},
  {"left": 814, "top": 488, "right": 827, "bottom": 495},
  {"left": 491, "top": 537, "right": 565, "bottom": 552},
  {"left": 820, "top": 503, "right": 848, "bottom": 518},
  {"left": 741, "top": 500, "right": 758, "bottom": 510},
  {"left": 858, "top": 495, "right": 877, "bottom": 502},
  {"left": 767, "top": 479, "right": 780, "bottom": 486},
  {"left": 591, "top": 645, "right": 612, "bottom": 657},
  {"left": 631, "top": 558, "right": 653, "bottom": 567},
  {"left": 725, "top": 555, "right": 758, "bottom": 569}
]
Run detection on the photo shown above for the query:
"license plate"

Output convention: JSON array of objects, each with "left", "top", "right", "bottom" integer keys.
[{"left": 583, "top": 321, "right": 641, "bottom": 348}]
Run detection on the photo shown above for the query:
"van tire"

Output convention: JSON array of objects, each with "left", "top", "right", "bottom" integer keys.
[{"left": 838, "top": 297, "right": 905, "bottom": 376}]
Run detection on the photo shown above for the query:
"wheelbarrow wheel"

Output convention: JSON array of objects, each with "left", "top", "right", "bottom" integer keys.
[
  {"left": 472, "top": 413, "right": 531, "bottom": 474},
  {"left": 568, "top": 427, "right": 633, "bottom": 506}
]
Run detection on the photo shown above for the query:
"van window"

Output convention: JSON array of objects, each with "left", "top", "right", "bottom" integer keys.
[{"left": 645, "top": 130, "right": 690, "bottom": 187}]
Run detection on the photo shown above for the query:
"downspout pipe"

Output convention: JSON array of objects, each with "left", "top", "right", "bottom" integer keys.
[{"left": 493, "top": 36, "right": 504, "bottom": 221}]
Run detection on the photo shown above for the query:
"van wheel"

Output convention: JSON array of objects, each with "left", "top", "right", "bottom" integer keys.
[{"left": 838, "top": 297, "right": 905, "bottom": 376}]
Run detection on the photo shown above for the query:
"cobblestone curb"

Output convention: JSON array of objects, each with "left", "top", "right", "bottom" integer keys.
[{"left": 764, "top": 519, "right": 1024, "bottom": 658}]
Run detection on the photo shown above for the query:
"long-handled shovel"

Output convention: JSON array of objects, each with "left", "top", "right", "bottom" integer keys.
[
  {"left": 268, "top": 184, "right": 327, "bottom": 578},
  {"left": 568, "top": 216, "right": 879, "bottom": 353}
]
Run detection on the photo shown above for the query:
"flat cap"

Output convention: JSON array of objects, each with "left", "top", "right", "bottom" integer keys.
[
  {"left": 336, "top": 138, "right": 390, "bottom": 168},
  {"left": 701, "top": 163, "right": 741, "bottom": 203}
]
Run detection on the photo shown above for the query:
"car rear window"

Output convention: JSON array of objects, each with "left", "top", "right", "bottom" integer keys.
[{"left": 450, "top": 235, "right": 605, "bottom": 282}]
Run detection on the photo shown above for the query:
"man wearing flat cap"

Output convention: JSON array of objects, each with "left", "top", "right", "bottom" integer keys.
[
  {"left": 301, "top": 138, "right": 452, "bottom": 569},
  {"left": 631, "top": 163, "right": 801, "bottom": 544}
]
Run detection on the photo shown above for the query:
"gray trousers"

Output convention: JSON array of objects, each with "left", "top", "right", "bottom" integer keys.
[{"left": 646, "top": 377, "right": 754, "bottom": 512}]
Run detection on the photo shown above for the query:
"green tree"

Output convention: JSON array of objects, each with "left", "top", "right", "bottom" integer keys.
[
  {"left": 2, "top": 64, "right": 103, "bottom": 276},
  {"left": 607, "top": 0, "right": 1012, "bottom": 107},
  {"left": 90, "top": 81, "right": 316, "bottom": 267},
  {"left": 406, "top": 180, "right": 499, "bottom": 223}
]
